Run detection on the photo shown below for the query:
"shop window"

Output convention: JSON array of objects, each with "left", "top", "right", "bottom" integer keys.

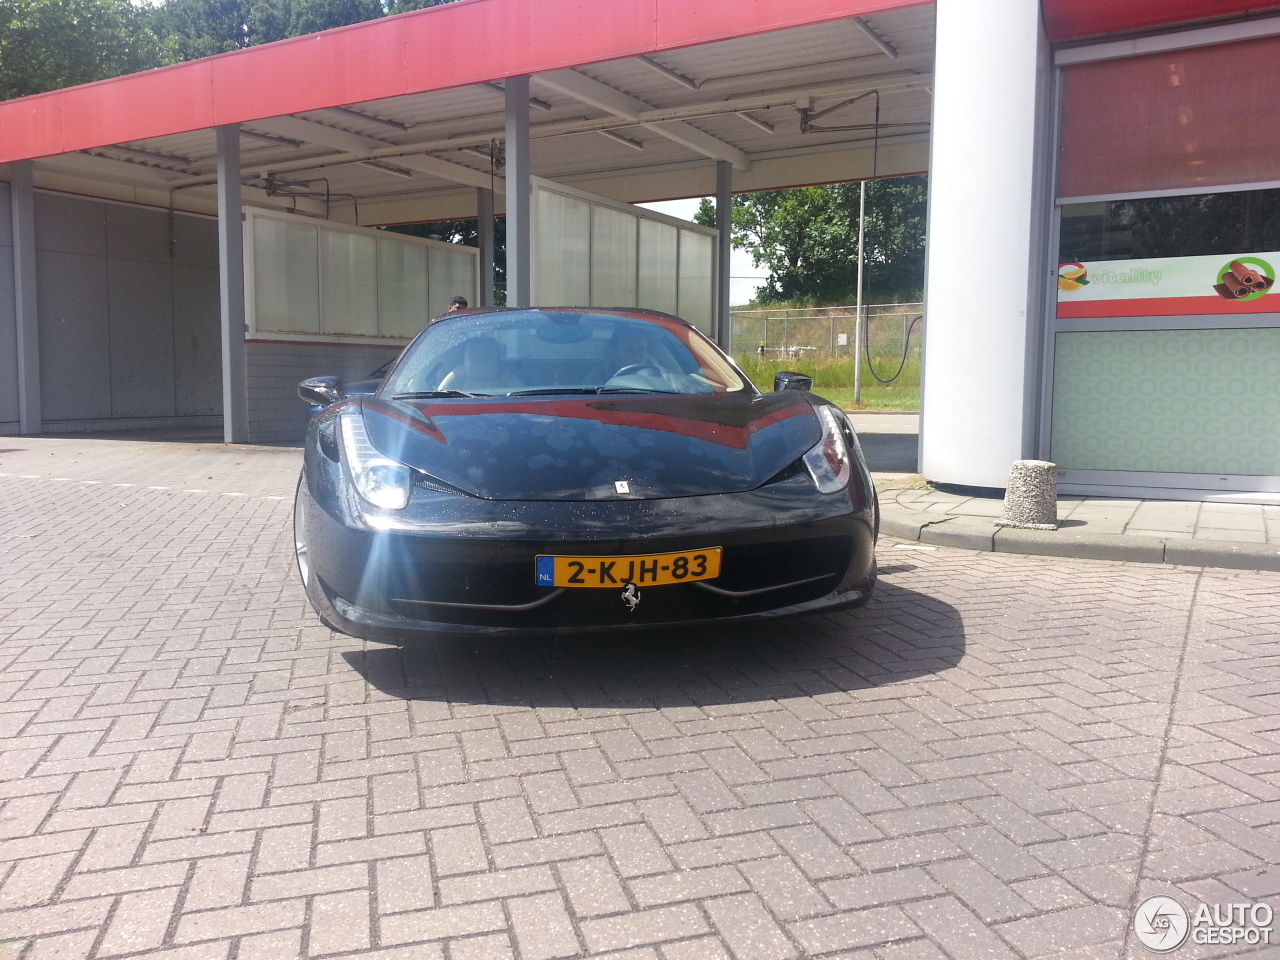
[
  {"left": 1060, "top": 188, "right": 1280, "bottom": 263},
  {"left": 1059, "top": 34, "right": 1280, "bottom": 199}
]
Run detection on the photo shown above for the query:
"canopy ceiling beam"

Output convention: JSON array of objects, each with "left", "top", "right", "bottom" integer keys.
[
  {"left": 250, "top": 115, "right": 496, "bottom": 190},
  {"left": 535, "top": 69, "right": 750, "bottom": 170},
  {"left": 850, "top": 17, "right": 899, "bottom": 59}
]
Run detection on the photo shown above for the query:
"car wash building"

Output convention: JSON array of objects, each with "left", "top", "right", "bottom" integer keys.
[{"left": 2, "top": 0, "right": 1279, "bottom": 502}]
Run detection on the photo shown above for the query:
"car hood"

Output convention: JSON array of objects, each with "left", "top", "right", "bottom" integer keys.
[{"left": 358, "top": 391, "right": 823, "bottom": 501}]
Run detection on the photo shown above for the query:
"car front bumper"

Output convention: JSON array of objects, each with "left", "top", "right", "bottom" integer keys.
[{"left": 299, "top": 448, "right": 877, "bottom": 639}]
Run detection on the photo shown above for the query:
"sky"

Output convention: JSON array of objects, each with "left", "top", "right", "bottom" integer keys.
[{"left": 636, "top": 198, "right": 768, "bottom": 306}]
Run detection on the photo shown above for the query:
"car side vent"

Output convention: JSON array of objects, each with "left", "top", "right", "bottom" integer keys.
[
  {"left": 413, "top": 473, "right": 478, "bottom": 497},
  {"left": 318, "top": 422, "right": 340, "bottom": 462},
  {"left": 760, "top": 458, "right": 805, "bottom": 487}
]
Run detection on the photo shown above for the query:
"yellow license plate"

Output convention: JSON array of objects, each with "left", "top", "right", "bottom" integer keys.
[{"left": 535, "top": 548, "right": 722, "bottom": 588}]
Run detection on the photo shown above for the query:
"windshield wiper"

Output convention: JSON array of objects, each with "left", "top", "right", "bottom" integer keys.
[
  {"left": 391, "top": 390, "right": 489, "bottom": 399},
  {"left": 504, "top": 388, "right": 601, "bottom": 397},
  {"left": 504, "top": 386, "right": 681, "bottom": 397},
  {"left": 595, "top": 387, "right": 680, "bottom": 395}
]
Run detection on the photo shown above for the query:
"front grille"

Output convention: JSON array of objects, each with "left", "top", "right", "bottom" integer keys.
[
  {"left": 378, "top": 534, "right": 855, "bottom": 628},
  {"left": 715, "top": 536, "right": 852, "bottom": 594}
]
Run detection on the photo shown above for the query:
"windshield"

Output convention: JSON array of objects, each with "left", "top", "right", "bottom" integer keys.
[{"left": 380, "top": 310, "right": 748, "bottom": 398}]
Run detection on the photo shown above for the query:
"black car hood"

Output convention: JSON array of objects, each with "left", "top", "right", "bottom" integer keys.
[{"left": 359, "top": 391, "right": 822, "bottom": 501}]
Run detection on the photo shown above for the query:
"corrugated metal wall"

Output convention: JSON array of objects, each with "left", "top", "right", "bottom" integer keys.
[
  {"left": 246, "top": 341, "right": 400, "bottom": 445},
  {"left": 0, "top": 183, "right": 16, "bottom": 432},
  {"left": 33, "top": 193, "right": 222, "bottom": 432}
]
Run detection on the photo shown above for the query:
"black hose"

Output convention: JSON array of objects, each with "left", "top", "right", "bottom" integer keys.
[{"left": 864, "top": 314, "right": 922, "bottom": 384}]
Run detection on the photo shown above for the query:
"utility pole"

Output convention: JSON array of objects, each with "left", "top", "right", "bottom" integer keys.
[{"left": 854, "top": 178, "right": 867, "bottom": 403}]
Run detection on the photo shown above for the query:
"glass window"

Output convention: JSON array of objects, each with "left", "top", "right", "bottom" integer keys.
[
  {"left": 381, "top": 309, "right": 746, "bottom": 398},
  {"left": 1060, "top": 188, "right": 1280, "bottom": 263}
]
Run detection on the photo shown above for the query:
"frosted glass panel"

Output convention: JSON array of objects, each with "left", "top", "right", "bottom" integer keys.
[
  {"left": 590, "top": 206, "right": 637, "bottom": 307},
  {"left": 320, "top": 230, "right": 377, "bottom": 336},
  {"left": 638, "top": 218, "right": 678, "bottom": 315},
  {"left": 1051, "top": 328, "right": 1280, "bottom": 475},
  {"left": 378, "top": 239, "right": 431, "bottom": 338},
  {"left": 536, "top": 190, "right": 590, "bottom": 305},
  {"left": 678, "top": 229, "right": 714, "bottom": 333},
  {"left": 428, "top": 247, "right": 477, "bottom": 319},
  {"left": 254, "top": 217, "right": 318, "bottom": 333}
]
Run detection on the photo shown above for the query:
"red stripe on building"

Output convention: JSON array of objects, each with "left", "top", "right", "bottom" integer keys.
[
  {"left": 0, "top": 0, "right": 922, "bottom": 165},
  {"left": 1057, "top": 295, "right": 1280, "bottom": 319}
]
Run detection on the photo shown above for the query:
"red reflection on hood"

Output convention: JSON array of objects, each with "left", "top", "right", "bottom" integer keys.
[{"left": 362, "top": 393, "right": 813, "bottom": 450}]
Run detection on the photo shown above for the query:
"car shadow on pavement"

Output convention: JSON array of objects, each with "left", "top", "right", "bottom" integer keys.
[{"left": 341, "top": 580, "right": 964, "bottom": 709}]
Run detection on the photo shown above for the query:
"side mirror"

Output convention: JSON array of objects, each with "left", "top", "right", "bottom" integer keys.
[
  {"left": 774, "top": 371, "right": 813, "bottom": 393},
  {"left": 298, "top": 376, "right": 343, "bottom": 407}
]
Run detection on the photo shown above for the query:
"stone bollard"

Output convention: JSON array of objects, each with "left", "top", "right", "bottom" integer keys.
[{"left": 996, "top": 460, "right": 1059, "bottom": 530}]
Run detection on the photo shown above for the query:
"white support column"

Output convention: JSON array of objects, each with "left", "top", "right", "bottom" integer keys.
[
  {"left": 715, "top": 160, "right": 732, "bottom": 349},
  {"left": 11, "top": 162, "right": 41, "bottom": 434},
  {"left": 505, "top": 77, "right": 532, "bottom": 308},
  {"left": 920, "top": 0, "right": 1051, "bottom": 488},
  {"left": 477, "top": 187, "right": 495, "bottom": 307},
  {"left": 217, "top": 125, "right": 248, "bottom": 444}
]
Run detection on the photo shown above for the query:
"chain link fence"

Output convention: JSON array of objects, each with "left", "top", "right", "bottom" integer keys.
[{"left": 730, "top": 303, "right": 924, "bottom": 365}]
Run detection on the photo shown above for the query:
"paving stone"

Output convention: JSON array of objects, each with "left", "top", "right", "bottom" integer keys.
[
  {"left": 2, "top": 442, "right": 1278, "bottom": 960},
  {"left": 704, "top": 893, "right": 799, "bottom": 959},
  {"left": 787, "top": 906, "right": 920, "bottom": 955},
  {"left": 580, "top": 905, "right": 710, "bottom": 954},
  {"left": 507, "top": 891, "right": 582, "bottom": 960}
]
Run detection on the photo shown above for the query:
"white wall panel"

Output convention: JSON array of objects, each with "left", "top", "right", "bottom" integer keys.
[
  {"left": 378, "top": 238, "right": 431, "bottom": 338},
  {"left": 253, "top": 217, "right": 319, "bottom": 334},
  {"left": 638, "top": 218, "right": 679, "bottom": 316},
  {"left": 535, "top": 189, "right": 591, "bottom": 306},
  {"left": 590, "top": 206, "right": 637, "bottom": 308},
  {"left": 246, "top": 208, "right": 477, "bottom": 342},
  {"left": 678, "top": 229, "right": 714, "bottom": 334},
  {"left": 427, "top": 246, "right": 478, "bottom": 319},
  {"left": 532, "top": 178, "right": 716, "bottom": 330},
  {"left": 320, "top": 229, "right": 377, "bottom": 336}
]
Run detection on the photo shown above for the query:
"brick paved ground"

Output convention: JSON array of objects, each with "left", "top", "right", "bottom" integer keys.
[{"left": 0, "top": 437, "right": 1277, "bottom": 960}]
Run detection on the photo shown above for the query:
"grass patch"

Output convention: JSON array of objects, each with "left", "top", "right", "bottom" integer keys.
[{"left": 734, "top": 354, "right": 919, "bottom": 411}]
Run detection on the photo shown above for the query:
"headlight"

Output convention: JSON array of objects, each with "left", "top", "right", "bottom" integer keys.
[
  {"left": 802, "top": 405, "right": 852, "bottom": 493},
  {"left": 339, "top": 409, "right": 412, "bottom": 510}
]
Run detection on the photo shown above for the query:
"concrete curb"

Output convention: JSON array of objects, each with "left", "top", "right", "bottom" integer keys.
[{"left": 880, "top": 506, "right": 1280, "bottom": 572}]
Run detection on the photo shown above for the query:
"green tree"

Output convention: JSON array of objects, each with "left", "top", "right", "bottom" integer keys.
[
  {"left": 148, "top": 0, "right": 456, "bottom": 65},
  {"left": 0, "top": 0, "right": 163, "bottom": 99},
  {"left": 697, "top": 176, "right": 927, "bottom": 305}
]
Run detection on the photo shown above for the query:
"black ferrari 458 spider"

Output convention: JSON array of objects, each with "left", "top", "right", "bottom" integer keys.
[{"left": 294, "top": 307, "right": 878, "bottom": 639}]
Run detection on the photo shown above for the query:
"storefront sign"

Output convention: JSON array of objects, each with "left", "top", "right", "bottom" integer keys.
[{"left": 1057, "top": 253, "right": 1280, "bottom": 317}]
